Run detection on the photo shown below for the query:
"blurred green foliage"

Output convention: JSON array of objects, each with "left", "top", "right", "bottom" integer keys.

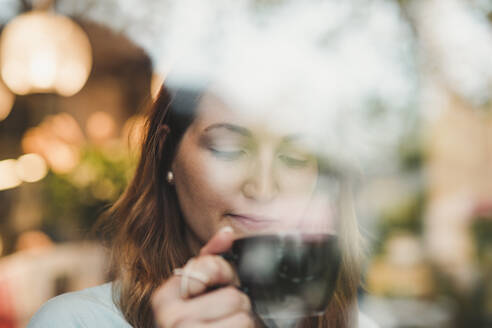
[
  {"left": 41, "top": 145, "right": 137, "bottom": 241},
  {"left": 471, "top": 217, "right": 492, "bottom": 326},
  {"left": 372, "top": 190, "right": 426, "bottom": 256},
  {"left": 371, "top": 132, "right": 426, "bottom": 256}
]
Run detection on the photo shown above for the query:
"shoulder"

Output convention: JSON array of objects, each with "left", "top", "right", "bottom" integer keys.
[
  {"left": 28, "top": 283, "right": 131, "bottom": 328},
  {"left": 358, "top": 310, "right": 380, "bottom": 328}
]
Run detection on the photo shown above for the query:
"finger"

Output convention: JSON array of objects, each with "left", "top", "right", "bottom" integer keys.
[
  {"left": 155, "top": 286, "right": 251, "bottom": 327},
  {"left": 184, "top": 255, "right": 239, "bottom": 297},
  {"left": 152, "top": 278, "right": 184, "bottom": 326},
  {"left": 152, "top": 255, "right": 237, "bottom": 307},
  {"left": 204, "top": 312, "right": 255, "bottom": 328},
  {"left": 184, "top": 286, "right": 251, "bottom": 322},
  {"left": 176, "top": 312, "right": 254, "bottom": 328},
  {"left": 200, "top": 226, "right": 235, "bottom": 256}
]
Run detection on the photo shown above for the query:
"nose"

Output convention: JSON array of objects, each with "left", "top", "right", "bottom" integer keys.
[{"left": 241, "top": 151, "right": 279, "bottom": 202}]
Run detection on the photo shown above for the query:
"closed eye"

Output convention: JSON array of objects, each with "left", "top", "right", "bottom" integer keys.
[
  {"left": 277, "top": 154, "right": 310, "bottom": 168},
  {"left": 209, "top": 147, "right": 247, "bottom": 160}
]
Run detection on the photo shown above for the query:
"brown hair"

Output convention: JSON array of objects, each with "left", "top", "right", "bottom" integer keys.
[{"left": 99, "top": 86, "right": 362, "bottom": 327}]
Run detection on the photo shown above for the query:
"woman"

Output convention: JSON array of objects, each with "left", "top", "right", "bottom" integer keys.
[{"left": 28, "top": 85, "right": 366, "bottom": 328}]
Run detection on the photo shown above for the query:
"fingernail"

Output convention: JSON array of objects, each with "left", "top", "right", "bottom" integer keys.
[{"left": 219, "top": 226, "right": 234, "bottom": 234}]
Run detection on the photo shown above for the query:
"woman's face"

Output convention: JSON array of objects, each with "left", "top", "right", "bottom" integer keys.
[{"left": 172, "top": 93, "right": 326, "bottom": 244}]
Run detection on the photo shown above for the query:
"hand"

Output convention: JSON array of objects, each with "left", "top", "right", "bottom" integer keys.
[{"left": 151, "top": 227, "right": 255, "bottom": 327}]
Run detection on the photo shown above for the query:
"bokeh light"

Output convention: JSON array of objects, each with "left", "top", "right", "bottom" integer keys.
[
  {"left": 21, "top": 113, "right": 83, "bottom": 174},
  {"left": 86, "top": 111, "right": 116, "bottom": 142},
  {"left": 0, "top": 159, "right": 21, "bottom": 191},
  {"left": 0, "top": 11, "right": 92, "bottom": 96},
  {"left": 15, "top": 153, "right": 48, "bottom": 183},
  {"left": 15, "top": 230, "right": 54, "bottom": 253},
  {"left": 48, "top": 113, "right": 84, "bottom": 146},
  {"left": 44, "top": 141, "right": 79, "bottom": 174},
  {"left": 0, "top": 77, "right": 15, "bottom": 121}
]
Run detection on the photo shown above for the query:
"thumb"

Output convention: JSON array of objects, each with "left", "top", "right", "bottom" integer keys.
[{"left": 200, "top": 226, "right": 235, "bottom": 256}]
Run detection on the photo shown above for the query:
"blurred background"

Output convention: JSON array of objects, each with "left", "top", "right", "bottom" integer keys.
[{"left": 0, "top": 0, "right": 491, "bottom": 327}]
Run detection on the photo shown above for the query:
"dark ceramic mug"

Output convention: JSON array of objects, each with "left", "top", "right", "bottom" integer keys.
[{"left": 221, "top": 233, "right": 341, "bottom": 321}]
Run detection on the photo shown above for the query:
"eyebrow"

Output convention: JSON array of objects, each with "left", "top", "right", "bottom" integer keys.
[
  {"left": 281, "top": 134, "right": 304, "bottom": 143},
  {"left": 203, "top": 123, "right": 306, "bottom": 143},
  {"left": 203, "top": 123, "right": 252, "bottom": 137}
]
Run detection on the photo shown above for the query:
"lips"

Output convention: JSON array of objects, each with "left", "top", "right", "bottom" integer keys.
[{"left": 226, "top": 213, "right": 278, "bottom": 231}]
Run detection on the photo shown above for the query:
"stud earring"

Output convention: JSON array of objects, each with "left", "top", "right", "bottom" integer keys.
[{"left": 166, "top": 171, "right": 174, "bottom": 184}]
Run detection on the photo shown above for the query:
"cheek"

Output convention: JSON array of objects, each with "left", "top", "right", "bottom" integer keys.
[
  {"left": 276, "top": 164, "right": 318, "bottom": 194},
  {"left": 175, "top": 157, "right": 227, "bottom": 213},
  {"left": 200, "top": 159, "right": 247, "bottom": 195},
  {"left": 271, "top": 166, "right": 320, "bottom": 227},
  {"left": 173, "top": 150, "right": 244, "bottom": 238},
  {"left": 298, "top": 193, "right": 338, "bottom": 234}
]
